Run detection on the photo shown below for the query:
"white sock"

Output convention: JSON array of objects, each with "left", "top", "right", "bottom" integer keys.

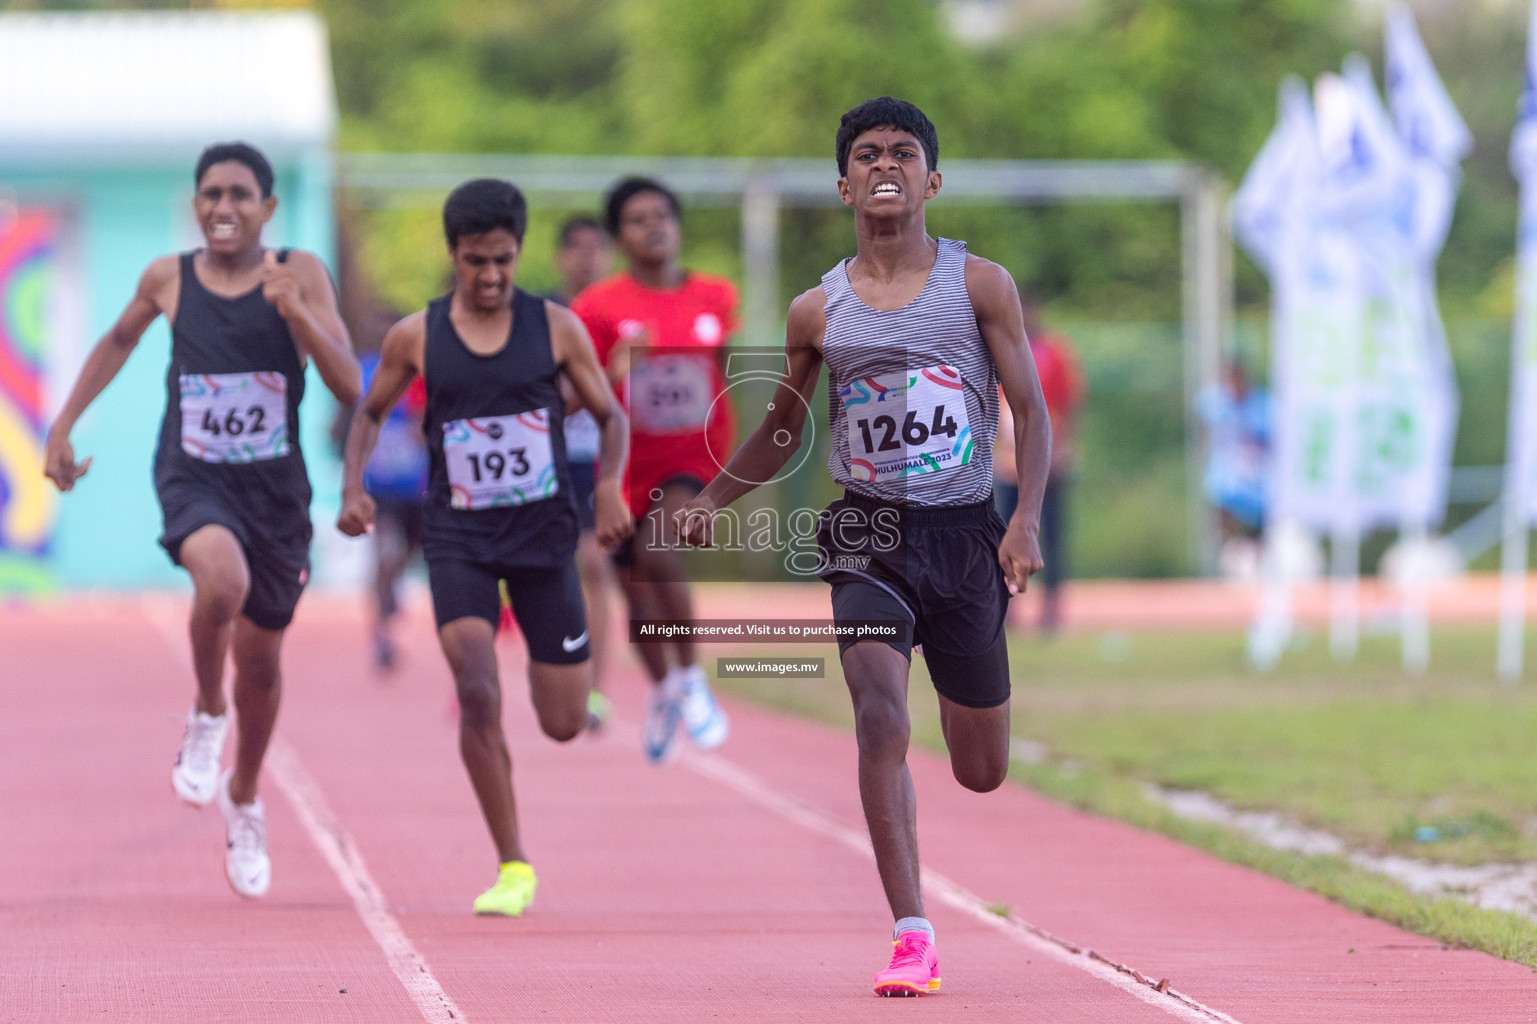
[{"left": 894, "top": 916, "right": 934, "bottom": 942}]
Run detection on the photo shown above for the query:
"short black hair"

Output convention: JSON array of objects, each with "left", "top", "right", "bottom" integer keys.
[
  {"left": 442, "top": 179, "right": 528, "bottom": 246},
  {"left": 835, "top": 97, "right": 939, "bottom": 178},
  {"left": 558, "top": 214, "right": 605, "bottom": 248},
  {"left": 195, "top": 141, "right": 275, "bottom": 198},
  {"left": 604, "top": 177, "right": 681, "bottom": 236}
]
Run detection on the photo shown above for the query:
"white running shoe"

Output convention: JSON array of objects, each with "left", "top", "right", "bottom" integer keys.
[
  {"left": 217, "top": 770, "right": 271, "bottom": 898},
  {"left": 171, "top": 706, "right": 228, "bottom": 807},
  {"left": 679, "top": 664, "right": 729, "bottom": 751},
  {"left": 642, "top": 672, "right": 684, "bottom": 764}
]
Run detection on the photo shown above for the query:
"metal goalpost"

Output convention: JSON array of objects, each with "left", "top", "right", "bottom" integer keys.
[{"left": 338, "top": 154, "right": 1233, "bottom": 572}]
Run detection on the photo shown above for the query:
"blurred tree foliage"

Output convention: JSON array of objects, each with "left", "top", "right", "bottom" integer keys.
[
  {"left": 316, "top": 0, "right": 1367, "bottom": 317},
  {"left": 7, "top": 0, "right": 1527, "bottom": 575}
]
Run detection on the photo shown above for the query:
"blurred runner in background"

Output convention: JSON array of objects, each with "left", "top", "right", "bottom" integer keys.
[
  {"left": 551, "top": 215, "right": 618, "bottom": 731},
  {"left": 356, "top": 309, "right": 429, "bottom": 673},
  {"left": 572, "top": 177, "right": 733, "bottom": 764},
  {"left": 995, "top": 286, "right": 1084, "bottom": 633},
  {"left": 1197, "top": 357, "right": 1270, "bottom": 578}
]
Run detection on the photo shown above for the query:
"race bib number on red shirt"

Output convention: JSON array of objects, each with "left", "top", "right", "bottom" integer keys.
[
  {"left": 442, "top": 410, "right": 559, "bottom": 510},
  {"left": 839, "top": 365, "right": 975, "bottom": 483},
  {"left": 179, "top": 372, "right": 289, "bottom": 463},
  {"left": 628, "top": 354, "right": 716, "bottom": 434}
]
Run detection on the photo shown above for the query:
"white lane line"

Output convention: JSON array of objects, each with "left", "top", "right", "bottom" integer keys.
[
  {"left": 143, "top": 597, "right": 466, "bottom": 1024},
  {"left": 681, "top": 749, "right": 1245, "bottom": 1024},
  {"left": 265, "top": 740, "right": 467, "bottom": 1024}
]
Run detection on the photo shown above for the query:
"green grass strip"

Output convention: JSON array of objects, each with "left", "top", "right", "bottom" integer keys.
[{"left": 1008, "top": 756, "right": 1537, "bottom": 968}]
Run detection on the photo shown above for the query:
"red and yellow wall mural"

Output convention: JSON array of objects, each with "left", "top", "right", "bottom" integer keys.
[{"left": 0, "top": 209, "right": 59, "bottom": 589}]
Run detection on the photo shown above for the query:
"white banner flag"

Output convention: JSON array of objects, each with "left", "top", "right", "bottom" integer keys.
[
  {"left": 1386, "top": 3, "right": 1468, "bottom": 529},
  {"left": 1510, "top": 0, "right": 1537, "bottom": 525},
  {"left": 1318, "top": 58, "right": 1447, "bottom": 530},
  {"left": 1234, "top": 78, "right": 1361, "bottom": 534}
]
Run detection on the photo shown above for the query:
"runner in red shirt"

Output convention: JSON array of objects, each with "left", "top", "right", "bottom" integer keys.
[{"left": 571, "top": 177, "right": 732, "bottom": 763}]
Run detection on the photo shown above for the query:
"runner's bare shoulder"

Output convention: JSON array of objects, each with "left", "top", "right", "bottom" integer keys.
[
  {"left": 137, "top": 255, "right": 182, "bottom": 314},
  {"left": 543, "top": 301, "right": 596, "bottom": 365},
  {"left": 543, "top": 300, "right": 586, "bottom": 338},
  {"left": 380, "top": 309, "right": 429, "bottom": 373},
  {"left": 785, "top": 285, "right": 828, "bottom": 351},
  {"left": 276, "top": 248, "right": 335, "bottom": 291},
  {"left": 962, "top": 253, "right": 1016, "bottom": 300}
]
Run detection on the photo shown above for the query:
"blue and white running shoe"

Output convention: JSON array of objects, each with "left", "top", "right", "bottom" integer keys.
[
  {"left": 642, "top": 677, "right": 684, "bottom": 764},
  {"left": 679, "top": 664, "right": 729, "bottom": 751}
]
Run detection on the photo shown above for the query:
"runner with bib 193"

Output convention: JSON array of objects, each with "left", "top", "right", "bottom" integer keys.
[{"left": 338, "top": 179, "right": 633, "bottom": 917}]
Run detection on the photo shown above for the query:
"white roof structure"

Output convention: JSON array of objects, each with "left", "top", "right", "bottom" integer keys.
[{"left": 0, "top": 12, "right": 336, "bottom": 164}]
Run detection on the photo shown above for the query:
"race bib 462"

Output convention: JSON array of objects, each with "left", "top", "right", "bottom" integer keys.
[
  {"left": 179, "top": 372, "right": 289, "bottom": 463},
  {"left": 839, "top": 365, "right": 974, "bottom": 483},
  {"left": 442, "top": 410, "right": 559, "bottom": 510}
]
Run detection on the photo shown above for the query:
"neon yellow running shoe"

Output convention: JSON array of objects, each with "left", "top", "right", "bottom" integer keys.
[
  {"left": 473, "top": 861, "right": 537, "bottom": 916},
  {"left": 586, "top": 690, "right": 612, "bottom": 732}
]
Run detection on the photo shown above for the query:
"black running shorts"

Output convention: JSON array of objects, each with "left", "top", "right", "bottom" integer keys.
[
  {"left": 158, "top": 480, "right": 311, "bottom": 632},
  {"left": 427, "top": 556, "right": 590, "bottom": 665},
  {"left": 816, "top": 490, "right": 1011, "bottom": 709},
  {"left": 609, "top": 473, "right": 704, "bottom": 569},
  {"left": 568, "top": 460, "right": 597, "bottom": 533}
]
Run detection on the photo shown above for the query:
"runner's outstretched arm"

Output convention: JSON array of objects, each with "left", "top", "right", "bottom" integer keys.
[
  {"left": 676, "top": 287, "right": 826, "bottom": 547},
  {"left": 44, "top": 257, "right": 177, "bottom": 491},
  {"left": 260, "top": 250, "right": 362, "bottom": 406},
  {"left": 966, "top": 255, "right": 1050, "bottom": 594},
  {"left": 338, "top": 313, "right": 425, "bottom": 538},
  {"left": 548, "top": 303, "right": 634, "bottom": 548}
]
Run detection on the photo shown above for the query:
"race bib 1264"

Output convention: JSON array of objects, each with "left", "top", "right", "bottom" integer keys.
[
  {"left": 839, "top": 365, "right": 974, "bottom": 483},
  {"left": 179, "top": 372, "right": 289, "bottom": 463},
  {"left": 442, "top": 410, "right": 559, "bottom": 510}
]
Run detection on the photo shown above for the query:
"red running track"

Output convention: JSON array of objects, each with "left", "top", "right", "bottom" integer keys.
[{"left": 4, "top": 592, "right": 1537, "bottom": 1023}]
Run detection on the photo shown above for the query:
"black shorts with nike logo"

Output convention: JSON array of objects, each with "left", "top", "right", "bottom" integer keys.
[
  {"left": 816, "top": 489, "right": 1012, "bottom": 709},
  {"left": 427, "top": 555, "right": 589, "bottom": 664}
]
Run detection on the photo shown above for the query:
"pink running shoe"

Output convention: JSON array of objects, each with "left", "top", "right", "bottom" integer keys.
[{"left": 872, "top": 929, "right": 941, "bottom": 996}]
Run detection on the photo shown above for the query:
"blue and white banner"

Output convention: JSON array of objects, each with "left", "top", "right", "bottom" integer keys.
[
  {"left": 1385, "top": 3, "right": 1468, "bottom": 529},
  {"left": 1235, "top": 25, "right": 1465, "bottom": 539},
  {"left": 1509, "top": 0, "right": 1537, "bottom": 524},
  {"left": 1323, "top": 55, "right": 1453, "bottom": 531}
]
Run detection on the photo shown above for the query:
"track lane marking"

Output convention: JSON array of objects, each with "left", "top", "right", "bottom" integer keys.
[
  {"left": 681, "top": 748, "right": 1244, "bottom": 1024},
  {"left": 144, "top": 597, "right": 467, "bottom": 1024},
  {"left": 265, "top": 740, "right": 467, "bottom": 1024}
]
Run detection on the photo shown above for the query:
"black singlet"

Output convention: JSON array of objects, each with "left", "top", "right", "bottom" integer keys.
[
  {"left": 420, "top": 288, "right": 578, "bottom": 566},
  {"left": 153, "top": 250, "right": 311, "bottom": 532}
]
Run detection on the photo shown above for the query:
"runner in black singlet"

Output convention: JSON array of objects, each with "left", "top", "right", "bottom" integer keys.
[
  {"left": 44, "top": 142, "right": 361, "bottom": 900},
  {"left": 677, "top": 99, "right": 1052, "bottom": 995},
  {"left": 338, "top": 180, "right": 632, "bottom": 916}
]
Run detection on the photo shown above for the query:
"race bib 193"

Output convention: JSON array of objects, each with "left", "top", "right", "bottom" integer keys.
[
  {"left": 179, "top": 372, "right": 289, "bottom": 463},
  {"left": 628, "top": 354, "right": 715, "bottom": 434},
  {"left": 839, "top": 365, "right": 974, "bottom": 482},
  {"left": 442, "top": 410, "right": 559, "bottom": 510}
]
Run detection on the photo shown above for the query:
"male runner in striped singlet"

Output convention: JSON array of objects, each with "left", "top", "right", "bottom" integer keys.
[
  {"left": 338, "top": 180, "right": 633, "bottom": 916},
  {"left": 678, "top": 98, "right": 1051, "bottom": 995},
  {"left": 44, "top": 142, "right": 362, "bottom": 899}
]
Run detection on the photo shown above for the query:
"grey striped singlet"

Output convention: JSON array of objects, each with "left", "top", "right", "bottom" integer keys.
[{"left": 821, "top": 237, "right": 998, "bottom": 507}]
